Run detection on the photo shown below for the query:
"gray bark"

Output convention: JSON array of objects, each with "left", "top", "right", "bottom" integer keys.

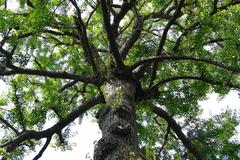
[{"left": 94, "top": 79, "right": 144, "bottom": 160}]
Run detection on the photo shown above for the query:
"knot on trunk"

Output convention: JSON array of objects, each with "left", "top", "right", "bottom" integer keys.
[
  {"left": 113, "top": 107, "right": 132, "bottom": 119},
  {"left": 97, "top": 105, "right": 132, "bottom": 136},
  {"left": 110, "top": 121, "right": 131, "bottom": 136}
]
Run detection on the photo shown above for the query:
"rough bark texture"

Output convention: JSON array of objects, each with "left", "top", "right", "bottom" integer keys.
[{"left": 94, "top": 79, "right": 144, "bottom": 160}]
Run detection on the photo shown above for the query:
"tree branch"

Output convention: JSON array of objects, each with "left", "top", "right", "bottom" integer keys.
[
  {"left": 86, "top": 3, "right": 100, "bottom": 27},
  {"left": 210, "top": 0, "right": 218, "bottom": 15},
  {"left": 0, "top": 67, "right": 95, "bottom": 84},
  {"left": 32, "top": 137, "right": 52, "bottom": 160},
  {"left": 44, "top": 29, "right": 79, "bottom": 39},
  {"left": 153, "top": 116, "right": 171, "bottom": 156},
  {"left": 152, "top": 106, "right": 202, "bottom": 159},
  {"left": 69, "top": 0, "right": 98, "bottom": 71},
  {"left": 150, "top": 0, "right": 185, "bottom": 86},
  {"left": 173, "top": 0, "right": 239, "bottom": 52},
  {"left": 112, "top": 0, "right": 136, "bottom": 33},
  {"left": 26, "top": 0, "right": 34, "bottom": 8},
  {"left": 131, "top": 55, "right": 240, "bottom": 74},
  {"left": 100, "top": 0, "right": 125, "bottom": 69},
  {"left": 0, "top": 117, "right": 20, "bottom": 135},
  {"left": 120, "top": 17, "right": 143, "bottom": 59},
  {"left": 59, "top": 80, "right": 79, "bottom": 93},
  {"left": 142, "top": 75, "right": 239, "bottom": 99},
  {"left": 0, "top": 95, "right": 104, "bottom": 151},
  {"left": 173, "top": 22, "right": 201, "bottom": 52}
]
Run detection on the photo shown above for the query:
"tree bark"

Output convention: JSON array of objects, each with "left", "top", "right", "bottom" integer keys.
[{"left": 94, "top": 79, "right": 144, "bottom": 160}]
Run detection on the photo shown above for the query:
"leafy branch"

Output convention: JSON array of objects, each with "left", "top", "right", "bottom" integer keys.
[
  {"left": 152, "top": 106, "right": 202, "bottom": 159},
  {"left": 0, "top": 95, "right": 103, "bottom": 155},
  {"left": 131, "top": 55, "right": 240, "bottom": 74},
  {"left": 141, "top": 75, "right": 239, "bottom": 99},
  {"left": 69, "top": 0, "right": 98, "bottom": 71},
  {"left": 150, "top": 0, "right": 185, "bottom": 86}
]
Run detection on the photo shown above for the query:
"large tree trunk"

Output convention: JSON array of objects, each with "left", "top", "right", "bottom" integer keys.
[{"left": 94, "top": 79, "right": 144, "bottom": 160}]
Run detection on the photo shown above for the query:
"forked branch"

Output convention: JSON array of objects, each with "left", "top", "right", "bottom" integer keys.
[
  {"left": 69, "top": 0, "right": 98, "bottom": 72},
  {"left": 112, "top": 0, "right": 136, "bottom": 32},
  {"left": 100, "top": 0, "right": 125, "bottom": 69}
]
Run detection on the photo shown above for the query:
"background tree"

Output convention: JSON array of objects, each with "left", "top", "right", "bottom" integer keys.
[{"left": 0, "top": 0, "right": 240, "bottom": 159}]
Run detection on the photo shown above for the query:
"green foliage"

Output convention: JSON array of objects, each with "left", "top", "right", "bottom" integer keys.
[
  {"left": 187, "top": 110, "right": 240, "bottom": 159},
  {"left": 0, "top": 0, "right": 240, "bottom": 159},
  {"left": 0, "top": 148, "right": 10, "bottom": 158},
  {"left": 0, "top": 9, "right": 21, "bottom": 33},
  {"left": 0, "top": 96, "right": 7, "bottom": 106},
  {"left": 19, "top": 0, "right": 26, "bottom": 8}
]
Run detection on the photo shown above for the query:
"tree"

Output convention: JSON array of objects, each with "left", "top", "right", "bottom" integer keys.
[{"left": 0, "top": 0, "right": 240, "bottom": 159}]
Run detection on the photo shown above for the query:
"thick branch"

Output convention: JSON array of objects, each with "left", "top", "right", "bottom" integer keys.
[
  {"left": 100, "top": 0, "right": 125, "bottom": 69},
  {"left": 26, "top": 0, "right": 34, "bottom": 8},
  {"left": 0, "top": 46, "right": 14, "bottom": 67},
  {"left": 0, "top": 95, "right": 104, "bottom": 151},
  {"left": 152, "top": 106, "right": 202, "bottom": 159},
  {"left": 131, "top": 55, "right": 240, "bottom": 74},
  {"left": 0, "top": 67, "right": 94, "bottom": 84},
  {"left": 210, "top": 0, "right": 218, "bottom": 15}
]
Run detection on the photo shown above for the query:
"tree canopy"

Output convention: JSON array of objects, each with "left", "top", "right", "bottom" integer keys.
[{"left": 0, "top": 0, "right": 240, "bottom": 159}]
